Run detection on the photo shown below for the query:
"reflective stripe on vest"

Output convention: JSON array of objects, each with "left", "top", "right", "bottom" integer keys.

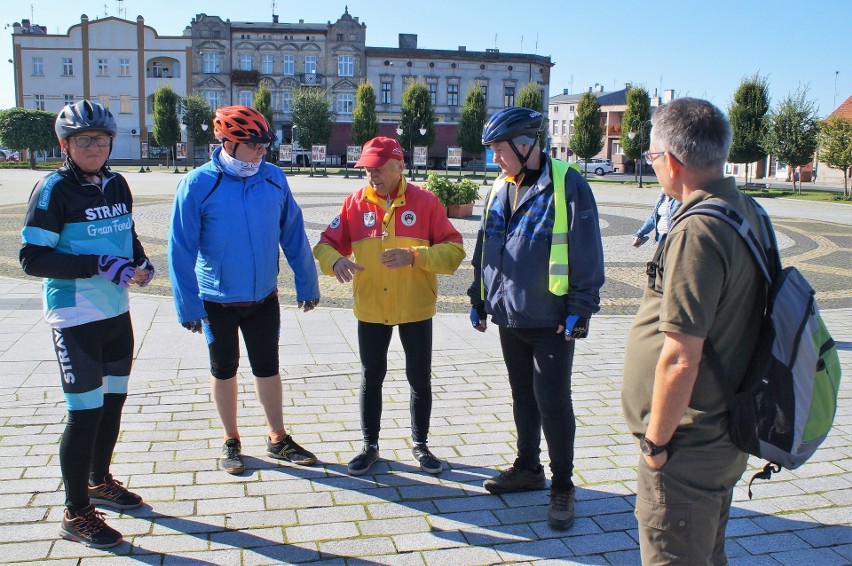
[{"left": 480, "top": 158, "right": 580, "bottom": 299}]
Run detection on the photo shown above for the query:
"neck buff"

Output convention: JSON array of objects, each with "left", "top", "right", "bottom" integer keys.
[{"left": 219, "top": 147, "right": 262, "bottom": 178}]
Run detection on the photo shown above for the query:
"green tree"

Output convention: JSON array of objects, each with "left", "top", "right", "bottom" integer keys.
[
  {"left": 152, "top": 85, "right": 180, "bottom": 166},
  {"left": 517, "top": 82, "right": 543, "bottom": 112},
  {"left": 0, "top": 108, "right": 57, "bottom": 169},
  {"left": 728, "top": 74, "right": 770, "bottom": 186},
  {"left": 818, "top": 116, "right": 852, "bottom": 197},
  {"left": 620, "top": 87, "right": 652, "bottom": 180},
  {"left": 181, "top": 93, "right": 214, "bottom": 164},
  {"left": 456, "top": 81, "right": 487, "bottom": 161},
  {"left": 570, "top": 92, "right": 604, "bottom": 177},
  {"left": 253, "top": 86, "right": 274, "bottom": 133},
  {"left": 764, "top": 87, "right": 819, "bottom": 194},
  {"left": 291, "top": 87, "right": 334, "bottom": 151},
  {"left": 399, "top": 81, "right": 436, "bottom": 172},
  {"left": 351, "top": 81, "right": 379, "bottom": 146}
]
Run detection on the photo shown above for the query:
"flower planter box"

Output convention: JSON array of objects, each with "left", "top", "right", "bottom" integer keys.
[{"left": 446, "top": 203, "right": 474, "bottom": 218}]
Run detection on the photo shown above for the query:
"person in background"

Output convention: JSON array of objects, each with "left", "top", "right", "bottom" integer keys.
[
  {"left": 20, "top": 100, "right": 155, "bottom": 548},
  {"left": 314, "top": 136, "right": 465, "bottom": 476},
  {"left": 632, "top": 190, "right": 682, "bottom": 247},
  {"left": 169, "top": 105, "right": 320, "bottom": 476}
]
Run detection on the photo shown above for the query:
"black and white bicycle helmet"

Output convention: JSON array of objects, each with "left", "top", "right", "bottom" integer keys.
[{"left": 55, "top": 100, "right": 117, "bottom": 141}]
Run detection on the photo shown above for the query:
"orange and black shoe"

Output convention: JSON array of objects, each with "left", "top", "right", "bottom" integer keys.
[
  {"left": 88, "top": 474, "right": 143, "bottom": 510},
  {"left": 59, "top": 504, "right": 123, "bottom": 548}
]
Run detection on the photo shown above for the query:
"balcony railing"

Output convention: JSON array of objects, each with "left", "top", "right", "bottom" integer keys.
[
  {"left": 299, "top": 72, "right": 324, "bottom": 86},
  {"left": 231, "top": 69, "right": 261, "bottom": 85}
]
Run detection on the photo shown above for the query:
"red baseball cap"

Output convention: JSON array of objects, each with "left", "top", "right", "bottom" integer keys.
[{"left": 354, "top": 136, "right": 404, "bottom": 168}]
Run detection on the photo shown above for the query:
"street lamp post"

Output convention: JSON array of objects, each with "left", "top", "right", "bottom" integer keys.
[
  {"left": 418, "top": 126, "right": 426, "bottom": 180},
  {"left": 628, "top": 119, "right": 652, "bottom": 188},
  {"left": 197, "top": 123, "right": 209, "bottom": 168},
  {"left": 397, "top": 121, "right": 426, "bottom": 179}
]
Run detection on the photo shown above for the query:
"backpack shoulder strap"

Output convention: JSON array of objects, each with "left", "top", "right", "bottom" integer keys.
[{"left": 672, "top": 200, "right": 775, "bottom": 283}]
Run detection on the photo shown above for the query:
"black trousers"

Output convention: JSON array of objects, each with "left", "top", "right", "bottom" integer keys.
[
  {"left": 499, "top": 325, "right": 576, "bottom": 489},
  {"left": 357, "top": 319, "right": 433, "bottom": 445}
]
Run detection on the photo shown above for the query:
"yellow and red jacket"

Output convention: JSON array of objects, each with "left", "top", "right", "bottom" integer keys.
[{"left": 314, "top": 177, "right": 465, "bottom": 325}]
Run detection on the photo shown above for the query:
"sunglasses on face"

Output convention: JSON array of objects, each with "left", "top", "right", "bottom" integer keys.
[{"left": 72, "top": 134, "right": 112, "bottom": 148}]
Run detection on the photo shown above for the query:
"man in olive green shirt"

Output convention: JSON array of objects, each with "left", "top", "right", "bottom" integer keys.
[{"left": 622, "top": 98, "right": 767, "bottom": 565}]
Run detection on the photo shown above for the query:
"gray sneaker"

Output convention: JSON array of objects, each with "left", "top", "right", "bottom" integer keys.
[
  {"left": 483, "top": 465, "right": 546, "bottom": 494},
  {"left": 267, "top": 435, "right": 318, "bottom": 466},
  {"left": 347, "top": 445, "right": 379, "bottom": 476},
  {"left": 220, "top": 437, "right": 245, "bottom": 474},
  {"left": 548, "top": 486, "right": 575, "bottom": 530}
]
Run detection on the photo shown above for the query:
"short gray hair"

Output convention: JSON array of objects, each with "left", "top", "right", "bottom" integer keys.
[{"left": 651, "top": 98, "right": 732, "bottom": 170}]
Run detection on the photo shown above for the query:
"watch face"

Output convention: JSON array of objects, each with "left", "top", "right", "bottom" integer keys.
[{"left": 639, "top": 436, "right": 652, "bottom": 455}]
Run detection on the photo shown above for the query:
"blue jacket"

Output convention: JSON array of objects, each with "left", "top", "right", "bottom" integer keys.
[
  {"left": 168, "top": 147, "right": 319, "bottom": 324},
  {"left": 468, "top": 156, "right": 605, "bottom": 327},
  {"left": 635, "top": 191, "right": 682, "bottom": 242}
]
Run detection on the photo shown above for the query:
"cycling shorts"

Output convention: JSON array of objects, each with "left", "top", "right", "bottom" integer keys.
[{"left": 202, "top": 295, "right": 280, "bottom": 379}]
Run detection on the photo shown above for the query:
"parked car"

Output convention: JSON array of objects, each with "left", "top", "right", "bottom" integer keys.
[
  {"left": 0, "top": 150, "right": 8, "bottom": 162},
  {"left": 579, "top": 158, "right": 614, "bottom": 176},
  {"left": 9, "top": 151, "right": 20, "bottom": 162}
]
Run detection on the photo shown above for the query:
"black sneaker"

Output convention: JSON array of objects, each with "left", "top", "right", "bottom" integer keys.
[
  {"left": 548, "top": 486, "right": 575, "bottom": 530},
  {"left": 412, "top": 444, "right": 443, "bottom": 474},
  {"left": 59, "top": 504, "right": 123, "bottom": 548},
  {"left": 483, "top": 465, "right": 546, "bottom": 494},
  {"left": 267, "top": 435, "right": 318, "bottom": 466},
  {"left": 347, "top": 445, "right": 380, "bottom": 476},
  {"left": 88, "top": 474, "right": 143, "bottom": 510},
  {"left": 220, "top": 437, "right": 245, "bottom": 474}
]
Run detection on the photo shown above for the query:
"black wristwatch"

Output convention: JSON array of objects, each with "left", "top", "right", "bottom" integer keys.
[{"left": 640, "top": 435, "right": 668, "bottom": 456}]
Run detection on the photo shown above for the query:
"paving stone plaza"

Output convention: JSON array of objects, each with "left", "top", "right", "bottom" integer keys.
[{"left": 0, "top": 169, "right": 849, "bottom": 564}]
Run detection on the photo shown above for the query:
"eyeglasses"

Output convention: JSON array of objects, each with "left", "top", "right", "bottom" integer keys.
[
  {"left": 642, "top": 151, "right": 666, "bottom": 165},
  {"left": 72, "top": 134, "right": 112, "bottom": 148},
  {"left": 643, "top": 150, "right": 683, "bottom": 166},
  {"left": 244, "top": 142, "right": 271, "bottom": 151}
]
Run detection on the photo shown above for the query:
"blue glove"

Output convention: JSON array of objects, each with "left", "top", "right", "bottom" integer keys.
[
  {"left": 563, "top": 314, "right": 590, "bottom": 339},
  {"left": 470, "top": 305, "right": 486, "bottom": 327},
  {"left": 182, "top": 320, "right": 203, "bottom": 333},
  {"left": 97, "top": 255, "right": 135, "bottom": 288},
  {"left": 135, "top": 258, "right": 155, "bottom": 287}
]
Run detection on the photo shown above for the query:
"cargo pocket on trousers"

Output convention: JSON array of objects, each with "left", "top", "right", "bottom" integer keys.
[{"left": 635, "top": 496, "right": 692, "bottom": 559}]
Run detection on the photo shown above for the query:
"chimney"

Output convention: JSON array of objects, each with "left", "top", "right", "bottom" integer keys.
[
  {"left": 563, "top": 89, "right": 569, "bottom": 95},
  {"left": 399, "top": 33, "right": 417, "bottom": 49},
  {"left": 273, "top": 15, "right": 279, "bottom": 23},
  {"left": 22, "top": 19, "right": 30, "bottom": 28},
  {"left": 458, "top": 46, "right": 466, "bottom": 52},
  {"left": 663, "top": 89, "right": 674, "bottom": 103},
  {"left": 299, "top": 19, "right": 304, "bottom": 23}
]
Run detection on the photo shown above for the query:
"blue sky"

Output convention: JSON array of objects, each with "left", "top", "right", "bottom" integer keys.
[{"left": 3, "top": 0, "right": 849, "bottom": 116}]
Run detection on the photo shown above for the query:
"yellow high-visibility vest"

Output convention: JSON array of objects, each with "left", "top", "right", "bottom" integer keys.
[{"left": 481, "top": 158, "right": 580, "bottom": 299}]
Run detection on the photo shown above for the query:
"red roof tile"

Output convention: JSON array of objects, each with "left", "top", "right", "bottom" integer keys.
[{"left": 829, "top": 96, "right": 852, "bottom": 120}]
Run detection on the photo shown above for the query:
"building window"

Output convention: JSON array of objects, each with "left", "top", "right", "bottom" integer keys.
[
  {"left": 261, "top": 54, "right": 273, "bottom": 74},
  {"left": 428, "top": 82, "right": 437, "bottom": 105},
  {"left": 562, "top": 120, "right": 567, "bottom": 134},
  {"left": 569, "top": 105, "right": 575, "bottom": 112},
  {"left": 240, "top": 54, "right": 252, "bottom": 71},
  {"left": 282, "top": 91, "right": 292, "bottom": 113},
  {"left": 552, "top": 120, "right": 558, "bottom": 135},
  {"left": 98, "top": 95, "right": 110, "bottom": 108},
  {"left": 569, "top": 120, "right": 574, "bottom": 137},
  {"left": 283, "top": 55, "right": 295, "bottom": 76},
  {"left": 380, "top": 81, "right": 392, "bottom": 104},
  {"left": 239, "top": 90, "right": 253, "bottom": 107},
  {"left": 447, "top": 84, "right": 459, "bottom": 107},
  {"left": 204, "top": 90, "right": 223, "bottom": 110},
  {"left": 32, "top": 57, "right": 44, "bottom": 76},
  {"left": 336, "top": 93, "right": 354, "bottom": 115},
  {"left": 119, "top": 95, "right": 131, "bottom": 114},
  {"left": 64, "top": 94, "right": 75, "bottom": 106},
  {"left": 503, "top": 86, "right": 515, "bottom": 107},
  {"left": 304, "top": 56, "right": 317, "bottom": 76},
  {"left": 97, "top": 58, "right": 109, "bottom": 76},
  {"left": 151, "top": 61, "right": 165, "bottom": 78},
  {"left": 119, "top": 58, "right": 130, "bottom": 77},
  {"left": 336, "top": 33, "right": 344, "bottom": 41},
  {"left": 203, "top": 52, "right": 221, "bottom": 74},
  {"left": 613, "top": 142, "right": 622, "bottom": 155},
  {"left": 338, "top": 55, "right": 354, "bottom": 77},
  {"left": 34, "top": 94, "right": 45, "bottom": 110},
  {"left": 62, "top": 58, "right": 74, "bottom": 76}
]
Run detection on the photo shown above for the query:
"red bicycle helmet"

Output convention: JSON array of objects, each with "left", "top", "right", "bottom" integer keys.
[{"left": 212, "top": 105, "right": 276, "bottom": 144}]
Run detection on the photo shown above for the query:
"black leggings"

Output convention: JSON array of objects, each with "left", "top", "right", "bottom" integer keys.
[
  {"left": 358, "top": 319, "right": 433, "bottom": 445},
  {"left": 60, "top": 393, "right": 127, "bottom": 512}
]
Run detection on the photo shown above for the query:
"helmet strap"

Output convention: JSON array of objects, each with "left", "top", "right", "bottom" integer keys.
[
  {"left": 508, "top": 140, "right": 537, "bottom": 178},
  {"left": 224, "top": 141, "right": 240, "bottom": 157}
]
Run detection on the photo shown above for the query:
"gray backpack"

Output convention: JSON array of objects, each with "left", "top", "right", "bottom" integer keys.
[{"left": 671, "top": 198, "right": 841, "bottom": 497}]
